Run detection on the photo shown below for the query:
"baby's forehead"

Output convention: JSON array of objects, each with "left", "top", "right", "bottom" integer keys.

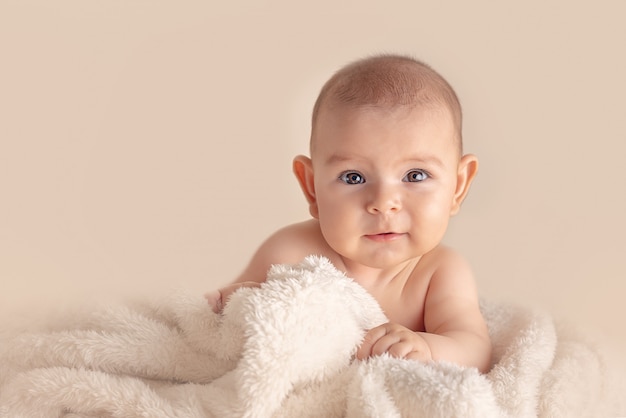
[{"left": 315, "top": 101, "right": 452, "bottom": 132}]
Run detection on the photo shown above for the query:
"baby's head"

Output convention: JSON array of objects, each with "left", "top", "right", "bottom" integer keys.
[
  {"left": 294, "top": 55, "right": 478, "bottom": 267},
  {"left": 310, "top": 54, "right": 463, "bottom": 155}
]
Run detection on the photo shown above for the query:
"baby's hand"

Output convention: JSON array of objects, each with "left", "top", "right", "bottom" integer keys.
[
  {"left": 356, "top": 322, "right": 432, "bottom": 362},
  {"left": 204, "top": 281, "right": 261, "bottom": 313}
]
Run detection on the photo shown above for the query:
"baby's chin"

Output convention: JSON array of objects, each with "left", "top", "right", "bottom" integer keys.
[{"left": 340, "top": 251, "right": 422, "bottom": 272}]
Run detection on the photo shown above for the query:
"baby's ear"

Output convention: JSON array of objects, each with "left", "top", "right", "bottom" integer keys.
[
  {"left": 293, "top": 155, "right": 319, "bottom": 218},
  {"left": 451, "top": 154, "right": 479, "bottom": 216}
]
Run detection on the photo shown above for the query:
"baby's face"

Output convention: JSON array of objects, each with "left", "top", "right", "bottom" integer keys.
[{"left": 310, "top": 105, "right": 462, "bottom": 269}]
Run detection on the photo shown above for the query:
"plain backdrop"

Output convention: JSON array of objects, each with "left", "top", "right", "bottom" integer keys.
[{"left": 1, "top": 1, "right": 625, "bottom": 351}]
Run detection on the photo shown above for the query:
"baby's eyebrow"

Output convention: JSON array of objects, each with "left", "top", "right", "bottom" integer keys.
[
  {"left": 324, "top": 153, "right": 445, "bottom": 169},
  {"left": 324, "top": 154, "right": 356, "bottom": 165},
  {"left": 400, "top": 155, "right": 446, "bottom": 168}
]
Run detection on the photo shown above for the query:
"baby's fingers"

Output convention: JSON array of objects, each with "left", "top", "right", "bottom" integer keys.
[
  {"left": 357, "top": 323, "right": 430, "bottom": 361},
  {"left": 385, "top": 340, "right": 418, "bottom": 359},
  {"left": 204, "top": 290, "right": 223, "bottom": 313},
  {"left": 204, "top": 281, "right": 261, "bottom": 313},
  {"left": 356, "top": 325, "right": 387, "bottom": 360},
  {"left": 405, "top": 349, "right": 432, "bottom": 362}
]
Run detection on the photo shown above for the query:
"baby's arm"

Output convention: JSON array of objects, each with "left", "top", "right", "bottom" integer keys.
[
  {"left": 206, "top": 221, "right": 322, "bottom": 313},
  {"left": 420, "top": 252, "right": 491, "bottom": 372},
  {"left": 357, "top": 250, "right": 492, "bottom": 373},
  {"left": 204, "top": 233, "right": 282, "bottom": 313}
]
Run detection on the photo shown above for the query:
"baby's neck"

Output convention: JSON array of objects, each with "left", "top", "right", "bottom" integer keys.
[{"left": 339, "top": 257, "right": 420, "bottom": 292}]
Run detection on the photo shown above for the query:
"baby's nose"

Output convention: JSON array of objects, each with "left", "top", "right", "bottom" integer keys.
[{"left": 366, "top": 184, "right": 401, "bottom": 214}]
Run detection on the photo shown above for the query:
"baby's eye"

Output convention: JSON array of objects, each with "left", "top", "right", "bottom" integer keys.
[
  {"left": 403, "top": 169, "right": 429, "bottom": 182},
  {"left": 339, "top": 171, "right": 365, "bottom": 185}
]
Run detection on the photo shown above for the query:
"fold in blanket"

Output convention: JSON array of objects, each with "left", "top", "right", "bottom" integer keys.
[{"left": 0, "top": 256, "right": 624, "bottom": 417}]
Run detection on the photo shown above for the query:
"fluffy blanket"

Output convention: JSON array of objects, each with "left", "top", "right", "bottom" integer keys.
[{"left": 0, "top": 256, "right": 623, "bottom": 417}]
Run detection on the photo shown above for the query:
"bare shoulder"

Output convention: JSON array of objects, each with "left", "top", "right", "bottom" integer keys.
[
  {"left": 420, "top": 245, "right": 474, "bottom": 281},
  {"left": 262, "top": 219, "right": 328, "bottom": 257},
  {"left": 233, "top": 219, "right": 330, "bottom": 284}
]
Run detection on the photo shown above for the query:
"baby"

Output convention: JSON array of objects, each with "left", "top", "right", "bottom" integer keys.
[{"left": 207, "top": 54, "right": 492, "bottom": 372}]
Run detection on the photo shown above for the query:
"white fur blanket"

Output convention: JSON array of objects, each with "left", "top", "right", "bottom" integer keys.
[{"left": 0, "top": 256, "right": 624, "bottom": 417}]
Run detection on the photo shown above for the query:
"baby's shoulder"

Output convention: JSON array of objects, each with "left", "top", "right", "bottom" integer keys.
[
  {"left": 266, "top": 219, "right": 323, "bottom": 244},
  {"left": 417, "top": 245, "right": 473, "bottom": 279},
  {"left": 257, "top": 219, "right": 330, "bottom": 263},
  {"left": 235, "top": 220, "right": 329, "bottom": 284}
]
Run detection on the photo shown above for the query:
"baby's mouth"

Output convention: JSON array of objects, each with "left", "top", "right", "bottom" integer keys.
[{"left": 364, "top": 232, "right": 404, "bottom": 242}]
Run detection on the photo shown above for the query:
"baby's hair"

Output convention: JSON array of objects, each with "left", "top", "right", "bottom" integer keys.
[{"left": 311, "top": 54, "right": 463, "bottom": 153}]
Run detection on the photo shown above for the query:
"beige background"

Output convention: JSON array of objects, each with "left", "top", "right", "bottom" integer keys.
[{"left": 1, "top": 1, "right": 625, "bottom": 351}]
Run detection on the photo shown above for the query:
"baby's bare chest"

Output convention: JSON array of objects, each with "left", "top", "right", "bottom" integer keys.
[{"left": 367, "top": 273, "right": 431, "bottom": 332}]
